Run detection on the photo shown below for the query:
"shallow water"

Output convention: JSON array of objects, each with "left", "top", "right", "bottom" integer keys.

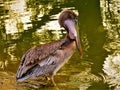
[{"left": 0, "top": 0, "right": 120, "bottom": 90}]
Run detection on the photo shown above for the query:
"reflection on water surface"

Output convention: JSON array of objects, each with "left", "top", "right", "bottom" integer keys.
[
  {"left": 100, "top": 0, "right": 120, "bottom": 89},
  {"left": 0, "top": 0, "right": 119, "bottom": 90}
]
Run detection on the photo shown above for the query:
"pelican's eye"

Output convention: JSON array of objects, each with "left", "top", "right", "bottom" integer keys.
[{"left": 74, "top": 17, "right": 78, "bottom": 24}]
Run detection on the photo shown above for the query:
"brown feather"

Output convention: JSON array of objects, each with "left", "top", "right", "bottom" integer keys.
[
  {"left": 24, "top": 38, "right": 67, "bottom": 66},
  {"left": 16, "top": 38, "right": 68, "bottom": 78}
]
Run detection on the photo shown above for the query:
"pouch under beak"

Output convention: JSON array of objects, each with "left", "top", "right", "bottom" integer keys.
[{"left": 64, "top": 20, "right": 82, "bottom": 56}]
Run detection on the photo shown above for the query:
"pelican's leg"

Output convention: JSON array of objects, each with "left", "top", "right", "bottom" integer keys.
[
  {"left": 50, "top": 76, "right": 56, "bottom": 86},
  {"left": 46, "top": 76, "right": 56, "bottom": 86}
]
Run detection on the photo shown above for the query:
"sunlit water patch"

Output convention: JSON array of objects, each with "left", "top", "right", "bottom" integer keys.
[
  {"left": 0, "top": 0, "right": 112, "bottom": 90},
  {"left": 100, "top": 0, "right": 120, "bottom": 89}
]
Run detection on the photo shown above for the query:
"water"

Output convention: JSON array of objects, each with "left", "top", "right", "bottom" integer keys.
[{"left": 0, "top": 0, "right": 119, "bottom": 90}]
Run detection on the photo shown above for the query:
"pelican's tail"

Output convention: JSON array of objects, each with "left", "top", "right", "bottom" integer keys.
[{"left": 16, "top": 64, "right": 42, "bottom": 82}]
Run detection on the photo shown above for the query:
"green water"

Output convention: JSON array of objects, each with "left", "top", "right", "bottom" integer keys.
[{"left": 0, "top": 0, "right": 119, "bottom": 90}]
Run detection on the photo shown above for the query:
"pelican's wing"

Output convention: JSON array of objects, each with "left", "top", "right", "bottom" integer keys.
[{"left": 16, "top": 38, "right": 67, "bottom": 81}]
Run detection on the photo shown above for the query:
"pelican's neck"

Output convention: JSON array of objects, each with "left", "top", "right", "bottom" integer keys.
[{"left": 61, "top": 35, "right": 75, "bottom": 47}]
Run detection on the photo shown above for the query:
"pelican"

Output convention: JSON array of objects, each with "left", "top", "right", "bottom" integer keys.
[{"left": 16, "top": 10, "right": 82, "bottom": 86}]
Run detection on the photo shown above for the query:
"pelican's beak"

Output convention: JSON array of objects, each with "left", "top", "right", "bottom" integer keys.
[{"left": 64, "top": 20, "right": 82, "bottom": 56}]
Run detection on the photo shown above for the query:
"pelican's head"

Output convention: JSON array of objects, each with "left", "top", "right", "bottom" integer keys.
[{"left": 59, "top": 10, "right": 82, "bottom": 56}]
